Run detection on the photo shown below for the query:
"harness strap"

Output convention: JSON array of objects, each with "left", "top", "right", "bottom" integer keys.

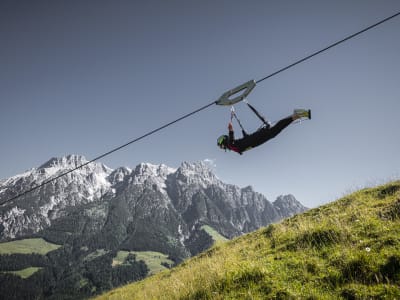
[
  {"left": 230, "top": 107, "right": 248, "bottom": 136},
  {"left": 244, "top": 100, "right": 269, "bottom": 125}
]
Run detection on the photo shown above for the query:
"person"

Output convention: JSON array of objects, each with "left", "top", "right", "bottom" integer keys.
[{"left": 217, "top": 109, "right": 311, "bottom": 155}]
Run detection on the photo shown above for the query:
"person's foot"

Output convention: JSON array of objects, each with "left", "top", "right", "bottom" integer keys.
[{"left": 293, "top": 109, "right": 311, "bottom": 120}]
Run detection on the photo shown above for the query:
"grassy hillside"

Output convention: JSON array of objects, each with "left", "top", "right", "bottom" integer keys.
[
  {"left": 95, "top": 181, "right": 400, "bottom": 299},
  {"left": 3, "top": 267, "right": 42, "bottom": 279},
  {"left": 0, "top": 238, "right": 61, "bottom": 281},
  {"left": 112, "top": 251, "right": 174, "bottom": 275},
  {"left": 0, "top": 238, "right": 60, "bottom": 255},
  {"left": 201, "top": 225, "right": 228, "bottom": 244}
]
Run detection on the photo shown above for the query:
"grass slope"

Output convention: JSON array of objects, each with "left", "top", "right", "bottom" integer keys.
[
  {"left": 4, "top": 267, "right": 42, "bottom": 279},
  {"left": 113, "top": 251, "right": 174, "bottom": 275},
  {"left": 95, "top": 181, "right": 400, "bottom": 299},
  {"left": 0, "top": 238, "right": 61, "bottom": 255},
  {"left": 201, "top": 225, "right": 228, "bottom": 244}
]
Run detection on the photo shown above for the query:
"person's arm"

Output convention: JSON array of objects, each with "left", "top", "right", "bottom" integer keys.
[{"left": 228, "top": 122, "right": 234, "bottom": 143}]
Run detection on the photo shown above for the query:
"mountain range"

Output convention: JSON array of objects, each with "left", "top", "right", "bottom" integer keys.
[{"left": 0, "top": 154, "right": 307, "bottom": 299}]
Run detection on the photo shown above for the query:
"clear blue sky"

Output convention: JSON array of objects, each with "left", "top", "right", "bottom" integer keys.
[{"left": 1, "top": 0, "right": 399, "bottom": 208}]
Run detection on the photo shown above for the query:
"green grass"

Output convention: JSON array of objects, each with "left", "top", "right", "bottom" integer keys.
[
  {"left": 84, "top": 249, "right": 110, "bottom": 261},
  {"left": 3, "top": 267, "right": 42, "bottom": 279},
  {"left": 113, "top": 251, "right": 174, "bottom": 275},
  {"left": 0, "top": 238, "right": 61, "bottom": 255},
  {"left": 201, "top": 225, "right": 228, "bottom": 243},
  {"left": 95, "top": 181, "right": 400, "bottom": 299}
]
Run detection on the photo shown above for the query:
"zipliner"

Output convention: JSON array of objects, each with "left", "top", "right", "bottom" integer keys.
[{"left": 217, "top": 109, "right": 311, "bottom": 155}]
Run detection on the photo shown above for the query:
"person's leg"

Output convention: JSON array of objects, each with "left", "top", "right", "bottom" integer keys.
[
  {"left": 263, "top": 109, "right": 310, "bottom": 141},
  {"left": 242, "top": 116, "right": 292, "bottom": 149},
  {"left": 266, "top": 116, "right": 293, "bottom": 140},
  {"left": 248, "top": 109, "right": 310, "bottom": 148}
]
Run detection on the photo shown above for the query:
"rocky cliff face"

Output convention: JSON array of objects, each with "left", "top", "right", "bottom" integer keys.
[
  {"left": 0, "top": 155, "right": 308, "bottom": 259},
  {"left": 0, "top": 155, "right": 112, "bottom": 239}
]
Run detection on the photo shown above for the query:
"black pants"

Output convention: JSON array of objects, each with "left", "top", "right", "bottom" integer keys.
[{"left": 236, "top": 116, "right": 293, "bottom": 150}]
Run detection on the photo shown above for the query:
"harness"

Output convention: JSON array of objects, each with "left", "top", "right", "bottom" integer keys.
[{"left": 230, "top": 100, "right": 270, "bottom": 137}]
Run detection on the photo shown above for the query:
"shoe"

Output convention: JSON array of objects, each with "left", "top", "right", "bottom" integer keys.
[{"left": 294, "top": 109, "right": 311, "bottom": 119}]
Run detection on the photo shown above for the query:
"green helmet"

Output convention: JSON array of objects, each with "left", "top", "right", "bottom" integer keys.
[{"left": 217, "top": 135, "right": 228, "bottom": 149}]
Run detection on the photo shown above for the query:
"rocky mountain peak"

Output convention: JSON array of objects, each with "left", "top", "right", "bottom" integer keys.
[
  {"left": 131, "top": 163, "right": 175, "bottom": 185},
  {"left": 175, "top": 161, "right": 219, "bottom": 187},
  {"left": 38, "top": 154, "right": 88, "bottom": 169},
  {"left": 38, "top": 154, "right": 112, "bottom": 177},
  {"left": 273, "top": 194, "right": 308, "bottom": 218},
  {"left": 108, "top": 167, "right": 132, "bottom": 185}
]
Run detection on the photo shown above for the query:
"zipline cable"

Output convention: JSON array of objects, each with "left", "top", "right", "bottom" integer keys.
[
  {"left": 255, "top": 10, "right": 400, "bottom": 84},
  {"left": 2, "top": 10, "right": 400, "bottom": 206},
  {"left": 1, "top": 102, "right": 215, "bottom": 205}
]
